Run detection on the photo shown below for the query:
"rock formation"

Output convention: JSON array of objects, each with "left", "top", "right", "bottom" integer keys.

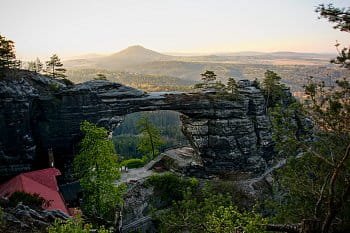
[
  {"left": 0, "top": 200, "right": 69, "bottom": 233},
  {"left": 0, "top": 71, "right": 275, "bottom": 180}
]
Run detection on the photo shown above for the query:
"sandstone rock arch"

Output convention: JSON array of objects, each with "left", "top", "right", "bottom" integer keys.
[{"left": 0, "top": 74, "right": 274, "bottom": 180}]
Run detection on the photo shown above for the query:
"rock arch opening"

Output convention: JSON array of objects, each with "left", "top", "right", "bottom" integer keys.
[{"left": 112, "top": 110, "right": 189, "bottom": 160}]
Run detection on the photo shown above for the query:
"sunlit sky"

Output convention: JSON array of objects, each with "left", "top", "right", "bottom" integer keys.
[{"left": 1, "top": 0, "right": 349, "bottom": 60}]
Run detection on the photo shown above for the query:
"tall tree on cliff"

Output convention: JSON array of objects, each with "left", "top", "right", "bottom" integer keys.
[
  {"left": 0, "top": 35, "right": 19, "bottom": 72},
  {"left": 73, "top": 121, "right": 125, "bottom": 223},
  {"left": 46, "top": 54, "right": 66, "bottom": 78},
  {"left": 194, "top": 70, "right": 217, "bottom": 89},
  {"left": 262, "top": 70, "right": 285, "bottom": 112}
]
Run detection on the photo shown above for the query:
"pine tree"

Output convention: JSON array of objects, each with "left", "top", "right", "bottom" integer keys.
[
  {"left": 0, "top": 35, "right": 19, "bottom": 71},
  {"left": 46, "top": 54, "right": 66, "bottom": 78},
  {"left": 200, "top": 70, "right": 217, "bottom": 83},
  {"left": 194, "top": 70, "right": 218, "bottom": 89},
  {"left": 262, "top": 70, "right": 284, "bottom": 111},
  {"left": 226, "top": 77, "right": 238, "bottom": 94}
]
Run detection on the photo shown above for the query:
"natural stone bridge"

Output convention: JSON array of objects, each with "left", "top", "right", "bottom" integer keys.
[{"left": 0, "top": 71, "right": 274, "bottom": 180}]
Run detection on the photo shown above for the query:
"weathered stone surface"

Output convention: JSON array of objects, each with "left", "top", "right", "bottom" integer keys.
[
  {"left": 0, "top": 71, "right": 276, "bottom": 180},
  {"left": 0, "top": 203, "right": 69, "bottom": 233}
]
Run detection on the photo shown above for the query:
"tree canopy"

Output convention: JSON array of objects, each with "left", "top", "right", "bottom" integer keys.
[
  {"left": 46, "top": 54, "right": 66, "bottom": 78},
  {"left": 73, "top": 121, "right": 125, "bottom": 222},
  {"left": 137, "top": 115, "right": 165, "bottom": 161},
  {"left": 0, "top": 35, "right": 19, "bottom": 72},
  {"left": 266, "top": 4, "right": 350, "bottom": 232}
]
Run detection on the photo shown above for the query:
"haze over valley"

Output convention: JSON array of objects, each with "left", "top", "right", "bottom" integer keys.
[
  {"left": 63, "top": 45, "right": 347, "bottom": 93},
  {"left": 1, "top": 1, "right": 350, "bottom": 233}
]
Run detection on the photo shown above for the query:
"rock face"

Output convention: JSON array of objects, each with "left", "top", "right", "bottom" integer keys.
[
  {"left": 0, "top": 71, "right": 274, "bottom": 180},
  {"left": 1, "top": 201, "right": 70, "bottom": 233}
]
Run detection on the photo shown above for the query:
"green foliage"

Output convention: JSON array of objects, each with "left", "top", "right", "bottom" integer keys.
[
  {"left": 269, "top": 101, "right": 306, "bottom": 156},
  {"left": 266, "top": 5, "right": 350, "bottom": 233},
  {"left": 226, "top": 77, "right": 238, "bottom": 94},
  {"left": 120, "top": 158, "right": 145, "bottom": 168},
  {"left": 146, "top": 173, "right": 198, "bottom": 204},
  {"left": 113, "top": 111, "right": 188, "bottom": 160},
  {"left": 0, "top": 35, "right": 20, "bottom": 72},
  {"left": 201, "top": 70, "right": 217, "bottom": 83},
  {"left": 157, "top": 189, "right": 268, "bottom": 233},
  {"left": 48, "top": 216, "right": 111, "bottom": 233},
  {"left": 261, "top": 70, "right": 285, "bottom": 110},
  {"left": 137, "top": 115, "right": 165, "bottom": 161},
  {"left": 74, "top": 121, "right": 125, "bottom": 221},
  {"left": 207, "top": 180, "right": 254, "bottom": 210},
  {"left": 49, "top": 83, "right": 61, "bottom": 92},
  {"left": 194, "top": 70, "right": 218, "bottom": 90},
  {"left": 9, "top": 191, "right": 50, "bottom": 208},
  {"left": 46, "top": 54, "right": 66, "bottom": 78},
  {"left": 267, "top": 69, "right": 350, "bottom": 232},
  {"left": 9, "top": 191, "right": 49, "bottom": 209},
  {"left": 316, "top": 4, "right": 350, "bottom": 33}
]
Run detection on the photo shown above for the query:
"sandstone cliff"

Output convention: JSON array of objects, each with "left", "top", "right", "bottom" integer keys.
[{"left": 0, "top": 71, "right": 276, "bottom": 180}]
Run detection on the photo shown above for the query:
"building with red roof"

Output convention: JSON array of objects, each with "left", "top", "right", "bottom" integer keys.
[{"left": 0, "top": 168, "right": 69, "bottom": 215}]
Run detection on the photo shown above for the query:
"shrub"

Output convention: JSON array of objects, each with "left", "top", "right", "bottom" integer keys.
[
  {"left": 48, "top": 217, "right": 111, "bottom": 233},
  {"left": 49, "top": 83, "right": 61, "bottom": 92},
  {"left": 9, "top": 191, "right": 49, "bottom": 209},
  {"left": 146, "top": 173, "right": 198, "bottom": 203},
  {"left": 120, "top": 158, "right": 145, "bottom": 168},
  {"left": 157, "top": 189, "right": 268, "bottom": 233}
]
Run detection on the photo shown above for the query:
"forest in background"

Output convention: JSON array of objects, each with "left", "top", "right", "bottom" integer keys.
[{"left": 113, "top": 111, "right": 188, "bottom": 160}]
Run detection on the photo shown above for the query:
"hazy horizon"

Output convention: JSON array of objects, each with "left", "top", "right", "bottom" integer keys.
[{"left": 1, "top": 0, "right": 349, "bottom": 60}]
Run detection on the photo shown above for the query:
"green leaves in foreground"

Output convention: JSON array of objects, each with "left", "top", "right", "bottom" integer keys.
[
  {"left": 73, "top": 121, "right": 125, "bottom": 221},
  {"left": 48, "top": 217, "right": 111, "bottom": 233},
  {"left": 156, "top": 188, "right": 267, "bottom": 233}
]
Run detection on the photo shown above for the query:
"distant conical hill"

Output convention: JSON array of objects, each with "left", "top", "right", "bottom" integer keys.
[{"left": 96, "top": 45, "right": 173, "bottom": 69}]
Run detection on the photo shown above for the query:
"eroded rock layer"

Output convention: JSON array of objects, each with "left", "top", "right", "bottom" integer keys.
[{"left": 0, "top": 71, "right": 274, "bottom": 179}]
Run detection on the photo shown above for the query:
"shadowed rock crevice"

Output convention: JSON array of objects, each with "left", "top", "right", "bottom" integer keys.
[{"left": 0, "top": 71, "right": 276, "bottom": 180}]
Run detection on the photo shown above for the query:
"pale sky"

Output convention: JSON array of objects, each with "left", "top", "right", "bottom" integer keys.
[{"left": 1, "top": 0, "right": 349, "bottom": 60}]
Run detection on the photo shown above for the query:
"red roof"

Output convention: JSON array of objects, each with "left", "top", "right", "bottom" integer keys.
[{"left": 0, "top": 168, "right": 69, "bottom": 215}]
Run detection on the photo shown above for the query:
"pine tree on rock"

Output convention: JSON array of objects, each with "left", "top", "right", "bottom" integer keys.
[
  {"left": 194, "top": 70, "right": 217, "bottom": 89},
  {"left": 0, "top": 35, "right": 19, "bottom": 71},
  {"left": 46, "top": 54, "right": 66, "bottom": 78},
  {"left": 226, "top": 77, "right": 238, "bottom": 95}
]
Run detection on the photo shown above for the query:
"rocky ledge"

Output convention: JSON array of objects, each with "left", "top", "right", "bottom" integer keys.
[{"left": 0, "top": 71, "right": 283, "bottom": 180}]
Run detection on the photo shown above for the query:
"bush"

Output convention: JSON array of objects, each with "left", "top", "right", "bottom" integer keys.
[
  {"left": 157, "top": 189, "right": 268, "bottom": 233},
  {"left": 9, "top": 191, "right": 49, "bottom": 209},
  {"left": 49, "top": 83, "right": 61, "bottom": 92},
  {"left": 146, "top": 173, "right": 198, "bottom": 203},
  {"left": 48, "top": 217, "right": 111, "bottom": 233},
  {"left": 120, "top": 158, "right": 145, "bottom": 168}
]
